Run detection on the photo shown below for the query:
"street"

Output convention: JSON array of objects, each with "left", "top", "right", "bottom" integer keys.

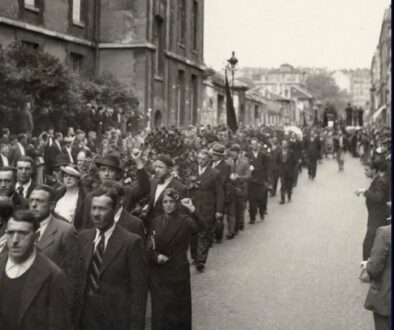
[{"left": 191, "top": 155, "right": 375, "bottom": 330}]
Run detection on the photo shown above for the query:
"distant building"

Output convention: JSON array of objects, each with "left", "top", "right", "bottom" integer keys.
[
  {"left": 370, "top": 6, "right": 391, "bottom": 126},
  {"left": 0, "top": 0, "right": 206, "bottom": 129},
  {"left": 349, "top": 69, "right": 371, "bottom": 108}
]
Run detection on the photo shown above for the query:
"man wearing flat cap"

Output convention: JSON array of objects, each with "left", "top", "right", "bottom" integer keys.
[
  {"left": 82, "top": 151, "right": 150, "bottom": 229},
  {"left": 210, "top": 143, "right": 231, "bottom": 243},
  {"left": 146, "top": 154, "right": 187, "bottom": 227}
]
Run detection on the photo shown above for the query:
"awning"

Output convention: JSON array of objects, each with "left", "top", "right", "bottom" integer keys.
[{"left": 372, "top": 105, "right": 386, "bottom": 121}]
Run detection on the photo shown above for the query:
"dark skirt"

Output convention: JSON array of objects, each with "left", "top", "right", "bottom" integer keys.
[{"left": 150, "top": 278, "right": 192, "bottom": 330}]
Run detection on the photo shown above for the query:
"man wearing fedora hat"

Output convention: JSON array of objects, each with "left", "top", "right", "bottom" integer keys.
[
  {"left": 82, "top": 150, "right": 150, "bottom": 229},
  {"left": 210, "top": 143, "right": 231, "bottom": 243}
]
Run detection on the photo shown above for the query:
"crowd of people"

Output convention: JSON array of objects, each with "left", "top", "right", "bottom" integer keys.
[{"left": 0, "top": 118, "right": 390, "bottom": 330}]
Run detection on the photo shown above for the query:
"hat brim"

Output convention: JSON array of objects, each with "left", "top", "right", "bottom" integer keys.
[
  {"left": 60, "top": 166, "right": 81, "bottom": 178},
  {"left": 95, "top": 160, "right": 122, "bottom": 170}
]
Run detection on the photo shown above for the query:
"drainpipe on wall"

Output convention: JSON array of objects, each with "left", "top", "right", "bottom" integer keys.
[{"left": 93, "top": 0, "right": 100, "bottom": 75}]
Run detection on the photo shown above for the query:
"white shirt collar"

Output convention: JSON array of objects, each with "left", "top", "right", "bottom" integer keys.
[
  {"left": 199, "top": 166, "right": 207, "bottom": 175},
  {"left": 37, "top": 215, "right": 51, "bottom": 240},
  {"left": 154, "top": 176, "right": 174, "bottom": 204},
  {"left": 114, "top": 207, "right": 123, "bottom": 223},
  {"left": 6, "top": 250, "right": 36, "bottom": 279},
  {"left": 16, "top": 179, "right": 32, "bottom": 198},
  {"left": 93, "top": 221, "right": 116, "bottom": 250}
]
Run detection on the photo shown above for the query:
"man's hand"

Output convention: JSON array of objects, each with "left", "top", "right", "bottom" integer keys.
[
  {"left": 215, "top": 212, "right": 223, "bottom": 221},
  {"left": 230, "top": 173, "right": 238, "bottom": 180},
  {"left": 131, "top": 148, "right": 144, "bottom": 169},
  {"left": 354, "top": 188, "right": 366, "bottom": 196},
  {"left": 157, "top": 254, "right": 169, "bottom": 264},
  {"left": 180, "top": 198, "right": 195, "bottom": 213}
]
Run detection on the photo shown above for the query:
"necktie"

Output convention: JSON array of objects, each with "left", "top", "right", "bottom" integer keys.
[
  {"left": 35, "top": 230, "right": 41, "bottom": 243},
  {"left": 87, "top": 232, "right": 105, "bottom": 295},
  {"left": 17, "top": 185, "right": 24, "bottom": 197}
]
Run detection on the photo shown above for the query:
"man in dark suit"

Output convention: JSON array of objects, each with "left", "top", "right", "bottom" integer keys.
[
  {"left": 147, "top": 154, "right": 187, "bottom": 225},
  {"left": 355, "top": 161, "right": 391, "bottom": 262},
  {"left": 226, "top": 144, "right": 250, "bottom": 238},
  {"left": 269, "top": 137, "right": 281, "bottom": 196},
  {"left": 364, "top": 225, "right": 391, "bottom": 330},
  {"left": 210, "top": 143, "right": 231, "bottom": 243},
  {"left": 29, "top": 185, "right": 80, "bottom": 320},
  {"left": 288, "top": 132, "right": 302, "bottom": 187},
  {"left": 304, "top": 131, "right": 321, "bottom": 180},
  {"left": 8, "top": 134, "right": 27, "bottom": 166},
  {"left": 77, "top": 186, "right": 148, "bottom": 330},
  {"left": 0, "top": 167, "right": 29, "bottom": 211},
  {"left": 82, "top": 151, "right": 150, "bottom": 229},
  {"left": 15, "top": 156, "right": 36, "bottom": 199},
  {"left": 190, "top": 149, "right": 224, "bottom": 272},
  {"left": 44, "top": 132, "right": 65, "bottom": 174},
  {"left": 278, "top": 139, "right": 297, "bottom": 204},
  {"left": 0, "top": 210, "right": 71, "bottom": 330},
  {"left": 245, "top": 138, "right": 270, "bottom": 223}
]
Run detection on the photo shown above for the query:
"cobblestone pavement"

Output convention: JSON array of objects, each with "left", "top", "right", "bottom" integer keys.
[{"left": 191, "top": 155, "right": 375, "bottom": 330}]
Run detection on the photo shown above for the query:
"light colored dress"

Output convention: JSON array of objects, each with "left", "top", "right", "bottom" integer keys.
[{"left": 54, "top": 189, "right": 79, "bottom": 223}]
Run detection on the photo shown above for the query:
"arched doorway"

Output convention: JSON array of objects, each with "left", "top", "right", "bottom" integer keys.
[{"left": 154, "top": 110, "right": 162, "bottom": 128}]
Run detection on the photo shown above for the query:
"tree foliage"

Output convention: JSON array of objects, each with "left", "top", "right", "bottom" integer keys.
[
  {"left": 0, "top": 42, "right": 139, "bottom": 134},
  {"left": 305, "top": 72, "right": 350, "bottom": 116}
]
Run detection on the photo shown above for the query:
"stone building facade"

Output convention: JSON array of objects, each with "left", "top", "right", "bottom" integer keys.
[
  {"left": 370, "top": 6, "right": 391, "bottom": 126},
  {"left": 0, "top": 0, "right": 206, "bottom": 129}
]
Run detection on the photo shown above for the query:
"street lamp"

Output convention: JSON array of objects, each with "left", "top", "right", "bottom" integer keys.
[{"left": 226, "top": 51, "right": 238, "bottom": 96}]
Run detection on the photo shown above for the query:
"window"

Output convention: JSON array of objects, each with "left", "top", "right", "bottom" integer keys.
[
  {"left": 191, "top": 1, "right": 198, "bottom": 50},
  {"left": 153, "top": 16, "right": 165, "bottom": 77},
  {"left": 178, "top": 0, "right": 186, "bottom": 44},
  {"left": 24, "top": 0, "right": 36, "bottom": 6},
  {"left": 70, "top": 52, "right": 83, "bottom": 72},
  {"left": 21, "top": 41, "right": 39, "bottom": 49},
  {"left": 72, "top": 0, "right": 82, "bottom": 23},
  {"left": 176, "top": 70, "right": 185, "bottom": 126},
  {"left": 190, "top": 75, "right": 198, "bottom": 124}
]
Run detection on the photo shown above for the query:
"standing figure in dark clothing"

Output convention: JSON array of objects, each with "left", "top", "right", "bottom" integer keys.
[
  {"left": 304, "top": 131, "right": 321, "bottom": 180},
  {"left": 148, "top": 188, "right": 206, "bottom": 330},
  {"left": 278, "top": 140, "right": 296, "bottom": 204},
  {"left": 355, "top": 161, "right": 391, "bottom": 262}
]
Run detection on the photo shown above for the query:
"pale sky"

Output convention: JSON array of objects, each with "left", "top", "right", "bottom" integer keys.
[{"left": 204, "top": 0, "right": 390, "bottom": 70}]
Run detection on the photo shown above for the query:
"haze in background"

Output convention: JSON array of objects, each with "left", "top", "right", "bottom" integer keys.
[{"left": 205, "top": 0, "right": 390, "bottom": 70}]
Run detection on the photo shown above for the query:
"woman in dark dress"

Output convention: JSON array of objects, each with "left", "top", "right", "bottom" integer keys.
[{"left": 148, "top": 188, "right": 206, "bottom": 330}]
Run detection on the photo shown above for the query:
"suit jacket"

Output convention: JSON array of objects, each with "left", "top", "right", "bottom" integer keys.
[
  {"left": 365, "top": 174, "right": 391, "bottom": 228},
  {"left": 364, "top": 225, "right": 391, "bottom": 316},
  {"left": 277, "top": 148, "right": 297, "bottom": 178},
  {"left": 16, "top": 180, "right": 36, "bottom": 200},
  {"left": 77, "top": 225, "right": 148, "bottom": 330},
  {"left": 304, "top": 137, "right": 321, "bottom": 160},
  {"left": 333, "top": 136, "right": 348, "bottom": 152},
  {"left": 245, "top": 150, "right": 270, "bottom": 185},
  {"left": 212, "top": 159, "right": 231, "bottom": 197},
  {"left": 117, "top": 208, "right": 146, "bottom": 239},
  {"left": 147, "top": 177, "right": 187, "bottom": 222},
  {"left": 0, "top": 154, "right": 10, "bottom": 167},
  {"left": 44, "top": 141, "right": 64, "bottom": 173},
  {"left": 0, "top": 252, "right": 71, "bottom": 330},
  {"left": 8, "top": 144, "right": 24, "bottom": 166},
  {"left": 190, "top": 167, "right": 224, "bottom": 223},
  {"left": 226, "top": 156, "right": 250, "bottom": 197},
  {"left": 36, "top": 215, "right": 80, "bottom": 318},
  {"left": 56, "top": 186, "right": 87, "bottom": 231},
  {"left": 11, "top": 192, "right": 29, "bottom": 211}
]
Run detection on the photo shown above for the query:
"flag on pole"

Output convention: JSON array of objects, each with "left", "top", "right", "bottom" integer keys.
[{"left": 225, "top": 71, "right": 238, "bottom": 132}]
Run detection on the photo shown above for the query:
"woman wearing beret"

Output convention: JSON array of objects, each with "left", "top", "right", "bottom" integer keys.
[
  {"left": 148, "top": 188, "right": 206, "bottom": 330},
  {"left": 54, "top": 165, "right": 87, "bottom": 230}
]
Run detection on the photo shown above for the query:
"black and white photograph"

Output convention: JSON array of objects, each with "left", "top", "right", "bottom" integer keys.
[{"left": 0, "top": 0, "right": 391, "bottom": 329}]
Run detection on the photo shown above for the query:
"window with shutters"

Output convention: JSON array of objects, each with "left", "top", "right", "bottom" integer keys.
[
  {"left": 191, "top": 1, "right": 198, "bottom": 51},
  {"left": 70, "top": 52, "right": 83, "bottom": 72},
  {"left": 178, "top": 0, "right": 186, "bottom": 45},
  {"left": 72, "top": 0, "right": 82, "bottom": 24},
  {"left": 153, "top": 15, "right": 165, "bottom": 77}
]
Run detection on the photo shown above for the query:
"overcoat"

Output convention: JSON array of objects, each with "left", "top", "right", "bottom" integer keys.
[
  {"left": 148, "top": 210, "right": 206, "bottom": 330},
  {"left": 0, "top": 252, "right": 71, "bottom": 330},
  {"left": 364, "top": 225, "right": 391, "bottom": 316}
]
